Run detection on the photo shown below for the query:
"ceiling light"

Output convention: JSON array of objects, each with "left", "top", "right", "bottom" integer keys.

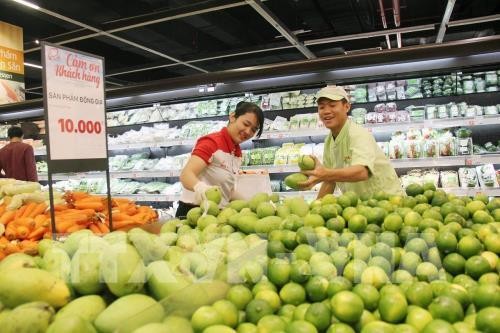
[
  {"left": 35, "top": 39, "right": 39, "bottom": 44},
  {"left": 24, "top": 62, "right": 42, "bottom": 69},
  {"left": 10, "top": 0, "right": 40, "bottom": 10}
]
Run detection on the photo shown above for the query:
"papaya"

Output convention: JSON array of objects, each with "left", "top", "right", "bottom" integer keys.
[
  {"left": 62, "top": 229, "right": 93, "bottom": 257},
  {"left": 163, "top": 315, "right": 194, "bottom": 333},
  {"left": 146, "top": 260, "right": 191, "bottom": 301},
  {"left": 43, "top": 247, "right": 71, "bottom": 282},
  {"left": 2, "top": 301, "right": 55, "bottom": 333},
  {"left": 54, "top": 295, "right": 106, "bottom": 322},
  {"left": 94, "top": 294, "right": 164, "bottom": 333},
  {"left": 103, "top": 230, "right": 129, "bottom": 244},
  {"left": 0, "top": 252, "right": 37, "bottom": 271},
  {"left": 47, "top": 314, "right": 96, "bottom": 333},
  {"left": 38, "top": 239, "right": 64, "bottom": 257},
  {"left": 131, "top": 322, "right": 169, "bottom": 333},
  {"left": 128, "top": 228, "right": 168, "bottom": 264},
  {"left": 102, "top": 243, "right": 146, "bottom": 297},
  {"left": 0, "top": 268, "right": 71, "bottom": 308},
  {"left": 70, "top": 248, "right": 105, "bottom": 295}
]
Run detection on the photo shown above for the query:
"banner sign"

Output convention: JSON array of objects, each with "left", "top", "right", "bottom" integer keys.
[
  {"left": 0, "top": 21, "right": 24, "bottom": 105},
  {"left": 42, "top": 43, "right": 107, "bottom": 165}
]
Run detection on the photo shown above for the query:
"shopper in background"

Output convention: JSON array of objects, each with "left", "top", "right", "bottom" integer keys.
[
  {"left": 177, "top": 102, "right": 264, "bottom": 218},
  {"left": 299, "top": 85, "right": 403, "bottom": 198},
  {"left": 0, "top": 126, "right": 38, "bottom": 182}
]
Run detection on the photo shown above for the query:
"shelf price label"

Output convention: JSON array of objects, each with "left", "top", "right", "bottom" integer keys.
[{"left": 42, "top": 43, "right": 107, "bottom": 161}]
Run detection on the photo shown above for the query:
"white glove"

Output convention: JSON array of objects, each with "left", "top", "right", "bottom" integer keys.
[{"left": 193, "top": 181, "right": 212, "bottom": 205}]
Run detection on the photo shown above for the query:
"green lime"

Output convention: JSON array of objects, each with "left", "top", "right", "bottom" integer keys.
[
  {"left": 422, "top": 319, "right": 456, "bottom": 333},
  {"left": 405, "top": 306, "right": 433, "bottom": 331},
  {"left": 405, "top": 281, "right": 433, "bottom": 308},
  {"left": 327, "top": 323, "right": 355, "bottom": 333},
  {"left": 280, "top": 282, "right": 306, "bottom": 306},
  {"left": 252, "top": 280, "right": 277, "bottom": 296},
  {"left": 191, "top": 305, "right": 224, "bottom": 332},
  {"left": 378, "top": 291, "right": 408, "bottom": 323},
  {"left": 361, "top": 320, "right": 395, "bottom": 333},
  {"left": 442, "top": 253, "right": 466, "bottom": 276},
  {"left": 436, "top": 232, "right": 458, "bottom": 254},
  {"left": 268, "top": 258, "right": 291, "bottom": 287},
  {"left": 227, "top": 285, "right": 253, "bottom": 311},
  {"left": 416, "top": 262, "right": 439, "bottom": 282},
  {"left": 428, "top": 296, "right": 464, "bottom": 323},
  {"left": 305, "top": 302, "right": 331, "bottom": 331},
  {"left": 348, "top": 214, "right": 368, "bottom": 233},
  {"left": 475, "top": 307, "right": 500, "bottom": 333},
  {"left": 342, "top": 259, "right": 367, "bottom": 284},
  {"left": 255, "top": 290, "right": 281, "bottom": 312},
  {"left": 286, "top": 320, "right": 318, "bottom": 333},
  {"left": 466, "top": 200, "right": 486, "bottom": 215},
  {"left": 330, "top": 291, "right": 364, "bottom": 324},
  {"left": 361, "top": 266, "right": 390, "bottom": 289},
  {"left": 290, "top": 260, "right": 312, "bottom": 284},
  {"left": 256, "top": 315, "right": 286, "bottom": 333},
  {"left": 213, "top": 299, "right": 239, "bottom": 328},
  {"left": 465, "top": 255, "right": 492, "bottom": 280},
  {"left": 457, "top": 236, "right": 482, "bottom": 259},
  {"left": 326, "top": 217, "right": 346, "bottom": 233},
  {"left": 353, "top": 283, "right": 380, "bottom": 311},
  {"left": 305, "top": 275, "right": 329, "bottom": 302},
  {"left": 327, "top": 276, "right": 352, "bottom": 297},
  {"left": 472, "top": 284, "right": 500, "bottom": 310},
  {"left": 383, "top": 213, "right": 404, "bottom": 232},
  {"left": 440, "top": 284, "right": 471, "bottom": 309},
  {"left": 236, "top": 322, "right": 257, "bottom": 333},
  {"left": 245, "top": 299, "right": 274, "bottom": 324},
  {"left": 294, "top": 244, "right": 315, "bottom": 261},
  {"left": 399, "top": 252, "right": 422, "bottom": 275}
]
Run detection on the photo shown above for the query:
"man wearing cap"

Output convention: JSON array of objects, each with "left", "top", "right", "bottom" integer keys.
[{"left": 299, "top": 85, "right": 403, "bottom": 198}]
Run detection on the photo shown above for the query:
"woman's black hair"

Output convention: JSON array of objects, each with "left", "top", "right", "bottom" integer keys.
[{"left": 233, "top": 102, "right": 264, "bottom": 138}]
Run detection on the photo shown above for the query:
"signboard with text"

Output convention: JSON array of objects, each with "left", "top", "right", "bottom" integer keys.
[
  {"left": 42, "top": 42, "right": 108, "bottom": 172},
  {"left": 0, "top": 21, "right": 24, "bottom": 105}
]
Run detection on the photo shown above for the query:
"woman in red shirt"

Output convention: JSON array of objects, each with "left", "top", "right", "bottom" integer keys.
[{"left": 177, "top": 102, "right": 264, "bottom": 218}]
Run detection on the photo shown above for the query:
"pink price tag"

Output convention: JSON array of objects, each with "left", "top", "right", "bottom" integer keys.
[
  {"left": 278, "top": 133, "right": 284, "bottom": 139},
  {"left": 465, "top": 158, "right": 473, "bottom": 166},
  {"left": 467, "top": 120, "right": 475, "bottom": 126}
]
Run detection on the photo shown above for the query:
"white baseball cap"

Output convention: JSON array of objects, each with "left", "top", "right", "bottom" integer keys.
[{"left": 316, "top": 85, "right": 350, "bottom": 103}]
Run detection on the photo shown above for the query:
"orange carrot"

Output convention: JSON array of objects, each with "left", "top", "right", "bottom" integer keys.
[
  {"left": 34, "top": 215, "right": 49, "bottom": 228},
  {"left": 28, "top": 202, "right": 48, "bottom": 218},
  {"left": 112, "top": 219, "right": 140, "bottom": 229},
  {"left": 74, "top": 201, "right": 104, "bottom": 211},
  {"left": 66, "top": 224, "right": 87, "bottom": 233},
  {"left": 21, "top": 202, "right": 37, "bottom": 218},
  {"left": 12, "top": 217, "right": 35, "bottom": 228},
  {"left": 97, "top": 223, "right": 110, "bottom": 234},
  {"left": 28, "top": 226, "right": 47, "bottom": 240},
  {"left": 55, "top": 219, "right": 75, "bottom": 233},
  {"left": 69, "top": 191, "right": 90, "bottom": 201},
  {"left": 0, "top": 204, "right": 6, "bottom": 217},
  {"left": 16, "top": 226, "right": 30, "bottom": 239},
  {"left": 54, "top": 204, "right": 69, "bottom": 211},
  {"left": 14, "top": 205, "right": 28, "bottom": 219},
  {"left": 0, "top": 211, "right": 16, "bottom": 225},
  {"left": 4, "top": 242, "right": 20, "bottom": 254}
]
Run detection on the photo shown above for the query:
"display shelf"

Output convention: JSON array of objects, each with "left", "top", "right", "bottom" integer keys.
[
  {"left": 32, "top": 115, "right": 500, "bottom": 155},
  {"left": 112, "top": 194, "right": 178, "bottom": 202},
  {"left": 37, "top": 153, "right": 500, "bottom": 182},
  {"left": 445, "top": 187, "right": 500, "bottom": 197}
]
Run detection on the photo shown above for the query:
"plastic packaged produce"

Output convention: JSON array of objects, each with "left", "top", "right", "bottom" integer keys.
[
  {"left": 396, "top": 110, "right": 410, "bottom": 122},
  {"left": 406, "top": 140, "right": 423, "bottom": 159},
  {"left": 423, "top": 169, "right": 440, "bottom": 187},
  {"left": 437, "top": 105, "right": 449, "bottom": 119},
  {"left": 483, "top": 142, "right": 499, "bottom": 153},
  {"left": 351, "top": 108, "right": 367, "bottom": 124},
  {"left": 483, "top": 105, "right": 498, "bottom": 115},
  {"left": 365, "top": 112, "right": 377, "bottom": 124},
  {"left": 485, "top": 71, "right": 498, "bottom": 86},
  {"left": 476, "top": 164, "right": 499, "bottom": 188},
  {"left": 423, "top": 139, "right": 438, "bottom": 158},
  {"left": 389, "top": 140, "right": 405, "bottom": 159},
  {"left": 458, "top": 168, "right": 479, "bottom": 188},
  {"left": 448, "top": 103, "right": 460, "bottom": 117},
  {"left": 440, "top": 170, "right": 459, "bottom": 188}
]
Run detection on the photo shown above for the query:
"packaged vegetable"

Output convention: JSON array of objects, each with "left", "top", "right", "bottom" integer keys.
[
  {"left": 458, "top": 168, "right": 479, "bottom": 188},
  {"left": 476, "top": 164, "right": 499, "bottom": 188},
  {"left": 440, "top": 170, "right": 459, "bottom": 188}
]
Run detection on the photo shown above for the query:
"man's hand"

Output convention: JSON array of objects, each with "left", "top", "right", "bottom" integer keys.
[{"left": 297, "top": 156, "right": 327, "bottom": 190}]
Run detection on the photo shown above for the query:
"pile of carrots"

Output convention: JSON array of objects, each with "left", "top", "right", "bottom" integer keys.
[{"left": 0, "top": 191, "right": 158, "bottom": 260}]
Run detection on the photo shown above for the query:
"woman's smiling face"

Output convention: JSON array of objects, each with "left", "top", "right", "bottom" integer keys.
[{"left": 228, "top": 111, "right": 259, "bottom": 144}]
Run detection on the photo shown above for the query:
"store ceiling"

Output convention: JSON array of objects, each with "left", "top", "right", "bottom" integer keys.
[{"left": 0, "top": 0, "right": 499, "bottom": 99}]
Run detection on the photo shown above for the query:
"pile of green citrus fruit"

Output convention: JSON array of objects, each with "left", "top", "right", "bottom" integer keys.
[{"left": 172, "top": 183, "right": 500, "bottom": 333}]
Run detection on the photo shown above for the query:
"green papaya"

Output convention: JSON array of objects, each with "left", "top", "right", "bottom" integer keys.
[
  {"left": 0, "top": 268, "right": 71, "bottom": 308},
  {"left": 54, "top": 295, "right": 106, "bottom": 322},
  {"left": 70, "top": 248, "right": 105, "bottom": 295},
  {"left": 62, "top": 229, "right": 94, "bottom": 257},
  {"left": 94, "top": 294, "right": 164, "bottom": 333},
  {"left": 128, "top": 228, "right": 168, "bottom": 264},
  {"left": 103, "top": 230, "right": 129, "bottom": 244},
  {"left": 47, "top": 314, "right": 96, "bottom": 333},
  {"left": 2, "top": 301, "right": 55, "bottom": 333},
  {"left": 43, "top": 247, "right": 71, "bottom": 282},
  {"left": 0, "top": 252, "right": 37, "bottom": 271},
  {"left": 146, "top": 260, "right": 191, "bottom": 301},
  {"left": 37, "top": 239, "right": 64, "bottom": 257},
  {"left": 102, "top": 243, "right": 146, "bottom": 297},
  {"left": 131, "top": 322, "right": 169, "bottom": 333}
]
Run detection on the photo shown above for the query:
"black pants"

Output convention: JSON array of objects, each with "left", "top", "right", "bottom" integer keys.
[{"left": 175, "top": 201, "right": 198, "bottom": 219}]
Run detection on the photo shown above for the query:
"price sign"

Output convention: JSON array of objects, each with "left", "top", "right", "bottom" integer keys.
[
  {"left": 467, "top": 119, "right": 476, "bottom": 126},
  {"left": 42, "top": 43, "right": 107, "bottom": 164}
]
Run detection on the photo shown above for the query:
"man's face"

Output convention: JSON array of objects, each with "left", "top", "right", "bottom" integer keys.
[{"left": 317, "top": 98, "right": 350, "bottom": 131}]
